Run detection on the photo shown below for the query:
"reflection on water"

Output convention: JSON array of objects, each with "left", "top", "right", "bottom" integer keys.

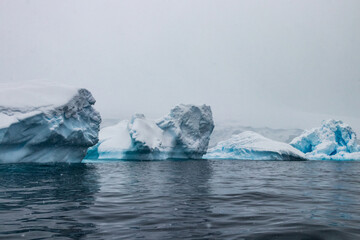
[
  {"left": 0, "top": 163, "right": 100, "bottom": 239},
  {"left": 1, "top": 160, "right": 360, "bottom": 239},
  {"left": 79, "top": 160, "right": 216, "bottom": 239}
]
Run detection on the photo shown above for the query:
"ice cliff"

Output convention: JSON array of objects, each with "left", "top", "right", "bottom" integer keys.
[
  {"left": 0, "top": 82, "right": 101, "bottom": 163},
  {"left": 204, "top": 131, "right": 306, "bottom": 161},
  {"left": 85, "top": 104, "right": 214, "bottom": 160},
  {"left": 290, "top": 119, "right": 360, "bottom": 160}
]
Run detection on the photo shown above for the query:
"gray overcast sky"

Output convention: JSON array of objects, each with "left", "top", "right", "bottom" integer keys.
[{"left": 1, "top": 0, "right": 359, "bottom": 131}]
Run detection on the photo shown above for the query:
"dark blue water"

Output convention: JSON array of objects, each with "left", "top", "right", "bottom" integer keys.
[{"left": 1, "top": 160, "right": 360, "bottom": 240}]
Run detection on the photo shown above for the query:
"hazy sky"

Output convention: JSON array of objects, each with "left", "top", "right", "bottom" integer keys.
[{"left": 1, "top": 0, "right": 359, "bottom": 131}]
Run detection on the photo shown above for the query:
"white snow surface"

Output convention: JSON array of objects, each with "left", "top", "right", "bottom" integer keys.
[
  {"left": 0, "top": 81, "right": 78, "bottom": 128},
  {"left": 290, "top": 119, "right": 360, "bottom": 160},
  {"left": 204, "top": 131, "right": 306, "bottom": 161},
  {"left": 0, "top": 81, "right": 101, "bottom": 163},
  {"left": 85, "top": 104, "right": 214, "bottom": 160},
  {"left": 209, "top": 122, "right": 303, "bottom": 147},
  {"left": 97, "top": 120, "right": 132, "bottom": 154}
]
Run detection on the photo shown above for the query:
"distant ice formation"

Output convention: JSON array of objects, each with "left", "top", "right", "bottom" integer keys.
[
  {"left": 85, "top": 104, "right": 214, "bottom": 160},
  {"left": 0, "top": 82, "right": 101, "bottom": 163},
  {"left": 290, "top": 119, "right": 360, "bottom": 160},
  {"left": 208, "top": 122, "right": 303, "bottom": 147},
  {"left": 204, "top": 131, "right": 306, "bottom": 161}
]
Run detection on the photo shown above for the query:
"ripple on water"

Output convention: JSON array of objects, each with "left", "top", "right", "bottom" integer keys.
[{"left": 0, "top": 160, "right": 360, "bottom": 239}]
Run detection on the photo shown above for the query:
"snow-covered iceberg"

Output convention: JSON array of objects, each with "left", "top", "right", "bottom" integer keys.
[
  {"left": 209, "top": 122, "right": 303, "bottom": 147},
  {"left": 290, "top": 119, "right": 360, "bottom": 160},
  {"left": 85, "top": 104, "right": 214, "bottom": 160},
  {"left": 204, "top": 131, "right": 306, "bottom": 161},
  {"left": 0, "top": 82, "right": 101, "bottom": 163}
]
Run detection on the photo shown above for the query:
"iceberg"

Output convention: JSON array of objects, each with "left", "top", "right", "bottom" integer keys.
[
  {"left": 0, "top": 82, "right": 101, "bottom": 163},
  {"left": 85, "top": 104, "right": 214, "bottom": 160},
  {"left": 290, "top": 119, "right": 360, "bottom": 160},
  {"left": 204, "top": 131, "right": 306, "bottom": 161},
  {"left": 86, "top": 114, "right": 164, "bottom": 160},
  {"left": 209, "top": 122, "right": 303, "bottom": 147},
  {"left": 156, "top": 104, "right": 215, "bottom": 158}
]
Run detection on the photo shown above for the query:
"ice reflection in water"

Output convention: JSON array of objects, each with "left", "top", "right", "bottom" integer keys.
[{"left": 1, "top": 160, "right": 360, "bottom": 240}]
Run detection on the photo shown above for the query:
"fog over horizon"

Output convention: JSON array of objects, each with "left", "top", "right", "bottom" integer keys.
[{"left": 1, "top": 0, "right": 359, "bottom": 132}]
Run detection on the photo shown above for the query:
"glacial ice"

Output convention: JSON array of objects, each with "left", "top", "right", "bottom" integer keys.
[
  {"left": 86, "top": 114, "right": 164, "bottom": 160},
  {"left": 85, "top": 104, "right": 214, "bottom": 160},
  {"left": 0, "top": 82, "right": 101, "bottom": 163},
  {"left": 290, "top": 119, "right": 360, "bottom": 160},
  {"left": 208, "top": 122, "right": 303, "bottom": 147},
  {"left": 204, "top": 131, "right": 306, "bottom": 161}
]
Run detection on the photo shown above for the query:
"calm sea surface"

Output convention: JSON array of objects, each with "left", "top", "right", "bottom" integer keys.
[{"left": 1, "top": 160, "right": 360, "bottom": 240}]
